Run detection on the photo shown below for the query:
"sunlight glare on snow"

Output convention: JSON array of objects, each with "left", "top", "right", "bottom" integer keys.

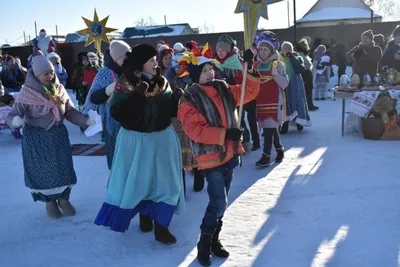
[{"left": 311, "top": 225, "right": 349, "bottom": 267}]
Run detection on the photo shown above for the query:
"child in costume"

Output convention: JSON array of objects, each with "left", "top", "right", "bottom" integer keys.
[
  {"left": 313, "top": 45, "right": 331, "bottom": 100},
  {"left": 94, "top": 44, "right": 185, "bottom": 245},
  {"left": 6, "top": 55, "right": 95, "bottom": 219},
  {"left": 178, "top": 44, "right": 260, "bottom": 266},
  {"left": 166, "top": 53, "right": 205, "bottom": 193},
  {"left": 83, "top": 40, "right": 130, "bottom": 170},
  {"left": 253, "top": 31, "right": 289, "bottom": 168}
]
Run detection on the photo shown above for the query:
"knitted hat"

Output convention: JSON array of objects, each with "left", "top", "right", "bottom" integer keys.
[
  {"left": 129, "top": 44, "right": 157, "bottom": 71},
  {"left": 109, "top": 40, "right": 131, "bottom": 62},
  {"left": 173, "top": 42, "right": 186, "bottom": 53},
  {"left": 47, "top": 52, "right": 61, "bottom": 61},
  {"left": 32, "top": 55, "right": 54, "bottom": 77},
  {"left": 392, "top": 25, "right": 400, "bottom": 37},
  {"left": 374, "top": 34, "right": 385, "bottom": 44},
  {"left": 361, "top": 30, "right": 374, "bottom": 41},
  {"left": 216, "top": 34, "right": 236, "bottom": 53}
]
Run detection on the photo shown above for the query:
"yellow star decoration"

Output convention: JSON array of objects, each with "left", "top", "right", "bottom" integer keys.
[
  {"left": 76, "top": 9, "right": 117, "bottom": 52},
  {"left": 235, "top": 0, "right": 270, "bottom": 50}
]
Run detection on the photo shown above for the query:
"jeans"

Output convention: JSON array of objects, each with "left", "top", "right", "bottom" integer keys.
[
  {"left": 263, "top": 128, "right": 282, "bottom": 155},
  {"left": 240, "top": 100, "right": 260, "bottom": 145},
  {"left": 200, "top": 156, "right": 239, "bottom": 234}
]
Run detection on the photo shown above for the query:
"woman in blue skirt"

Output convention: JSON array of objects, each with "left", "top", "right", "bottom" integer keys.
[
  {"left": 6, "top": 55, "right": 95, "bottom": 219},
  {"left": 94, "top": 44, "right": 185, "bottom": 245}
]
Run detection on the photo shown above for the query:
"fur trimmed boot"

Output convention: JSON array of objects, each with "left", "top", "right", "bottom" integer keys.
[
  {"left": 46, "top": 200, "right": 63, "bottom": 219},
  {"left": 139, "top": 214, "right": 153, "bottom": 232},
  {"left": 57, "top": 198, "right": 76, "bottom": 216},
  {"left": 154, "top": 222, "right": 176, "bottom": 244}
]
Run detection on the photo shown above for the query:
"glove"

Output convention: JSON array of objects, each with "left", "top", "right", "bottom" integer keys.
[
  {"left": 354, "top": 48, "right": 367, "bottom": 60},
  {"left": 135, "top": 81, "right": 149, "bottom": 95},
  {"left": 105, "top": 82, "right": 116, "bottom": 96},
  {"left": 243, "top": 49, "right": 255, "bottom": 67},
  {"left": 86, "top": 119, "right": 96, "bottom": 126},
  {"left": 152, "top": 67, "right": 164, "bottom": 88},
  {"left": 173, "top": 88, "right": 184, "bottom": 100},
  {"left": 12, "top": 116, "right": 24, "bottom": 129},
  {"left": 225, "top": 128, "right": 243, "bottom": 141}
]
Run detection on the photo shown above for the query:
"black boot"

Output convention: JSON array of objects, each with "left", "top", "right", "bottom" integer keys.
[
  {"left": 197, "top": 233, "right": 213, "bottom": 266},
  {"left": 193, "top": 168, "right": 205, "bottom": 192},
  {"left": 211, "top": 228, "right": 230, "bottom": 258},
  {"left": 296, "top": 124, "right": 304, "bottom": 132},
  {"left": 251, "top": 142, "right": 260, "bottom": 151},
  {"left": 139, "top": 214, "right": 153, "bottom": 233},
  {"left": 256, "top": 154, "right": 271, "bottom": 168},
  {"left": 275, "top": 148, "right": 284, "bottom": 163},
  {"left": 280, "top": 122, "right": 289, "bottom": 134},
  {"left": 154, "top": 222, "right": 176, "bottom": 244}
]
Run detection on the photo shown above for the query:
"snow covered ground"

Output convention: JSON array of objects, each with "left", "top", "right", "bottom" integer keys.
[{"left": 1, "top": 98, "right": 400, "bottom": 267}]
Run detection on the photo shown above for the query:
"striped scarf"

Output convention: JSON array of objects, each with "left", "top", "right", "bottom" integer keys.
[{"left": 180, "top": 80, "right": 237, "bottom": 160}]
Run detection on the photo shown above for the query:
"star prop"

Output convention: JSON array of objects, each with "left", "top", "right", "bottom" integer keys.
[
  {"left": 76, "top": 9, "right": 117, "bottom": 52},
  {"left": 235, "top": 0, "right": 271, "bottom": 50}
]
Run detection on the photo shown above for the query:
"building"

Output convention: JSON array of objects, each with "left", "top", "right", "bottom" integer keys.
[
  {"left": 296, "top": 0, "right": 382, "bottom": 27},
  {"left": 122, "top": 23, "right": 196, "bottom": 39}
]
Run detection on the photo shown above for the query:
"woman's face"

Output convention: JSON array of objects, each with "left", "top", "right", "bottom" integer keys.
[
  {"left": 38, "top": 70, "right": 55, "bottom": 85},
  {"left": 143, "top": 56, "right": 158, "bottom": 75},
  {"left": 198, "top": 63, "right": 214, "bottom": 84},
  {"left": 8, "top": 59, "right": 14, "bottom": 68},
  {"left": 281, "top": 45, "right": 293, "bottom": 57},
  {"left": 174, "top": 65, "right": 184, "bottom": 75},
  {"left": 82, "top": 59, "right": 89, "bottom": 66},
  {"left": 258, "top": 45, "right": 271, "bottom": 60},
  {"left": 163, "top": 54, "right": 173, "bottom": 69},
  {"left": 361, "top": 36, "right": 372, "bottom": 45},
  {"left": 216, "top": 48, "right": 228, "bottom": 60}
]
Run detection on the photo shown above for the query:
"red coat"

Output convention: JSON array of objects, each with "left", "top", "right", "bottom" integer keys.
[{"left": 178, "top": 74, "right": 260, "bottom": 170}]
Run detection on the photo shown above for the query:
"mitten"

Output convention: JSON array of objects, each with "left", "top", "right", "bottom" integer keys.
[
  {"left": 225, "top": 128, "right": 244, "bottom": 141},
  {"left": 12, "top": 116, "right": 24, "bottom": 128},
  {"left": 243, "top": 49, "right": 255, "bottom": 67}
]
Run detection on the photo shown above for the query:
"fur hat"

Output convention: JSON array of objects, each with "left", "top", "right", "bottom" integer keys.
[
  {"left": 109, "top": 40, "right": 131, "bottom": 62},
  {"left": 361, "top": 30, "right": 374, "bottom": 41},
  {"left": 129, "top": 44, "right": 157, "bottom": 72},
  {"left": 32, "top": 55, "right": 54, "bottom": 77},
  {"left": 255, "top": 31, "right": 279, "bottom": 51}
]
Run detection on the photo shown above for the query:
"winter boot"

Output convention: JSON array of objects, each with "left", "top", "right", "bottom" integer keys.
[
  {"left": 256, "top": 154, "right": 271, "bottom": 168},
  {"left": 296, "top": 124, "right": 304, "bottom": 132},
  {"left": 46, "top": 200, "right": 63, "bottom": 219},
  {"left": 57, "top": 198, "right": 76, "bottom": 216},
  {"left": 275, "top": 148, "right": 284, "bottom": 163},
  {"left": 251, "top": 142, "right": 260, "bottom": 151},
  {"left": 154, "top": 222, "right": 176, "bottom": 244},
  {"left": 211, "top": 228, "right": 230, "bottom": 258},
  {"left": 197, "top": 233, "right": 213, "bottom": 266},
  {"left": 280, "top": 122, "right": 289, "bottom": 134},
  {"left": 193, "top": 168, "right": 205, "bottom": 192},
  {"left": 139, "top": 214, "right": 153, "bottom": 232}
]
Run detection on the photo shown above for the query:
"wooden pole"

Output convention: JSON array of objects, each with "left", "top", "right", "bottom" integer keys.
[
  {"left": 56, "top": 25, "right": 59, "bottom": 41},
  {"left": 23, "top": 31, "right": 26, "bottom": 46},
  {"left": 34, "top": 21, "right": 38, "bottom": 37},
  {"left": 287, "top": 0, "right": 290, "bottom": 28},
  {"left": 293, "top": 0, "right": 297, "bottom": 42}
]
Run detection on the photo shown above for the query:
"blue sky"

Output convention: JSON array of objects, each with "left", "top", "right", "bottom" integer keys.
[{"left": 0, "top": 0, "right": 317, "bottom": 46}]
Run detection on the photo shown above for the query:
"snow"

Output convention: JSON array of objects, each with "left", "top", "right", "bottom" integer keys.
[
  {"left": 129, "top": 25, "right": 186, "bottom": 39},
  {"left": 297, "top": 7, "right": 381, "bottom": 23},
  {"left": 1, "top": 88, "right": 400, "bottom": 267}
]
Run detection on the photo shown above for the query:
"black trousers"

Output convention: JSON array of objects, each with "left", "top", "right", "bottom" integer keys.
[
  {"left": 263, "top": 128, "right": 282, "bottom": 155},
  {"left": 337, "top": 66, "right": 346, "bottom": 85},
  {"left": 240, "top": 100, "right": 260, "bottom": 145},
  {"left": 301, "top": 69, "right": 315, "bottom": 108}
]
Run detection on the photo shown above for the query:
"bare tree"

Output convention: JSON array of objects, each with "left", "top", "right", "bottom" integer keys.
[
  {"left": 134, "top": 16, "right": 157, "bottom": 27},
  {"left": 362, "top": 0, "right": 395, "bottom": 20},
  {"left": 390, "top": 3, "right": 400, "bottom": 20},
  {"left": 199, "top": 21, "right": 215, "bottom": 34}
]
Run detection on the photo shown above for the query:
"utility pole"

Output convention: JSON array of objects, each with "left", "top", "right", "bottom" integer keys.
[
  {"left": 164, "top": 15, "right": 167, "bottom": 25},
  {"left": 34, "top": 21, "right": 38, "bottom": 37},
  {"left": 56, "top": 25, "right": 59, "bottom": 41},
  {"left": 23, "top": 31, "right": 26, "bottom": 46},
  {"left": 293, "top": 0, "right": 297, "bottom": 42},
  {"left": 287, "top": 0, "right": 290, "bottom": 28}
]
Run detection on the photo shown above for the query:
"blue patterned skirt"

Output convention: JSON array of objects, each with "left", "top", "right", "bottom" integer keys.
[
  {"left": 22, "top": 124, "right": 77, "bottom": 202},
  {"left": 95, "top": 125, "right": 185, "bottom": 233}
]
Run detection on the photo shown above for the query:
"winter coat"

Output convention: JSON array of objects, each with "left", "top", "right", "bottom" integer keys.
[
  {"left": 346, "top": 43, "right": 382, "bottom": 78},
  {"left": 53, "top": 63, "right": 68, "bottom": 87},
  {"left": 177, "top": 74, "right": 260, "bottom": 170},
  {"left": 382, "top": 40, "right": 400, "bottom": 71},
  {"left": 1, "top": 65, "right": 25, "bottom": 89}
]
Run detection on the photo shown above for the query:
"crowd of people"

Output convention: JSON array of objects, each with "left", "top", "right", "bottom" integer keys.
[{"left": 1, "top": 24, "right": 400, "bottom": 266}]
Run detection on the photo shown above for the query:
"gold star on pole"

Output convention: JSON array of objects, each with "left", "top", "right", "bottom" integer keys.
[
  {"left": 235, "top": 0, "right": 270, "bottom": 50},
  {"left": 76, "top": 9, "right": 117, "bottom": 53}
]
